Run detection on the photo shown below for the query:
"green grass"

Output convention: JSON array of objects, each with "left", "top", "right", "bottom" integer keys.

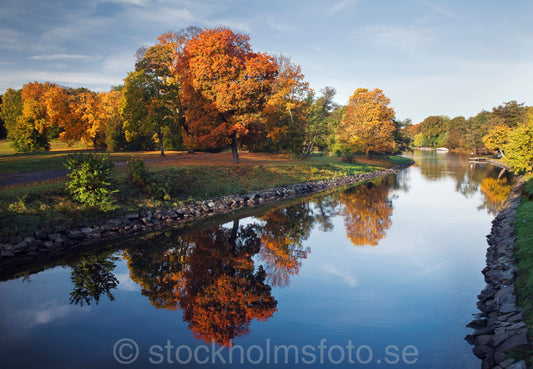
[
  {"left": 514, "top": 173, "right": 533, "bottom": 362},
  {"left": 0, "top": 153, "right": 408, "bottom": 242}
]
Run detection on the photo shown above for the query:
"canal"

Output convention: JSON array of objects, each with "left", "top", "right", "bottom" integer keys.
[{"left": 0, "top": 151, "right": 513, "bottom": 368}]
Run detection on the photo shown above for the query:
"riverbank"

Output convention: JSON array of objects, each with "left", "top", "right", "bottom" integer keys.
[
  {"left": 0, "top": 158, "right": 414, "bottom": 268},
  {"left": 0, "top": 153, "right": 410, "bottom": 242},
  {"left": 466, "top": 176, "right": 530, "bottom": 369}
]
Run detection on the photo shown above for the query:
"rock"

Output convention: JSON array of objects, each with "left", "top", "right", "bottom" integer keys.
[
  {"left": 67, "top": 230, "right": 85, "bottom": 239},
  {"left": 500, "top": 303, "right": 516, "bottom": 314},
  {"left": 507, "top": 361, "right": 527, "bottom": 369},
  {"left": 499, "top": 358, "right": 516, "bottom": 368},
  {"left": 12, "top": 241, "right": 28, "bottom": 253},
  {"left": 23, "top": 236, "right": 35, "bottom": 243},
  {"left": 145, "top": 210, "right": 152, "bottom": 218},
  {"left": 1, "top": 250, "right": 14, "bottom": 257},
  {"left": 496, "top": 332, "right": 528, "bottom": 353},
  {"left": 207, "top": 201, "right": 216, "bottom": 208},
  {"left": 473, "top": 345, "right": 493, "bottom": 359},
  {"left": 125, "top": 212, "right": 140, "bottom": 219},
  {"left": 81, "top": 227, "right": 94, "bottom": 235},
  {"left": 476, "top": 335, "right": 492, "bottom": 346},
  {"left": 44, "top": 241, "right": 55, "bottom": 248}
]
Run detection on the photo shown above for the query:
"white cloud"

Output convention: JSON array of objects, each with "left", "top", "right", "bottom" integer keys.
[
  {"left": 0, "top": 70, "right": 123, "bottom": 91},
  {"left": 357, "top": 24, "right": 434, "bottom": 50},
  {"left": 29, "top": 54, "right": 103, "bottom": 61},
  {"left": 323, "top": 263, "right": 357, "bottom": 287},
  {"left": 326, "top": 0, "right": 356, "bottom": 15}
]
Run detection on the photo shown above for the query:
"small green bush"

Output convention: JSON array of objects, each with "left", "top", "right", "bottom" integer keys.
[
  {"left": 65, "top": 154, "right": 117, "bottom": 211},
  {"left": 127, "top": 158, "right": 148, "bottom": 189}
]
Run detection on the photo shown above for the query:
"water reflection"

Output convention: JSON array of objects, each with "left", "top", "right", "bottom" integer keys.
[
  {"left": 337, "top": 177, "right": 394, "bottom": 247},
  {"left": 69, "top": 254, "right": 119, "bottom": 306},
  {"left": 124, "top": 220, "right": 277, "bottom": 346},
  {"left": 411, "top": 151, "right": 513, "bottom": 215}
]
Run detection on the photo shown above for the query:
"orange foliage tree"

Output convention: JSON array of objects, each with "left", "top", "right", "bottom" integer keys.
[
  {"left": 337, "top": 88, "right": 396, "bottom": 157},
  {"left": 11, "top": 81, "right": 70, "bottom": 151},
  {"left": 182, "top": 27, "right": 278, "bottom": 163}
]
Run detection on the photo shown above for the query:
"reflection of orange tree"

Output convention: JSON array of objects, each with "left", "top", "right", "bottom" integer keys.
[
  {"left": 258, "top": 203, "right": 313, "bottom": 287},
  {"left": 338, "top": 180, "right": 393, "bottom": 246},
  {"left": 479, "top": 177, "right": 512, "bottom": 215},
  {"left": 124, "top": 220, "right": 277, "bottom": 346}
]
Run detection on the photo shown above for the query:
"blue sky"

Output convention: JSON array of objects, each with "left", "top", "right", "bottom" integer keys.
[{"left": 1, "top": 0, "right": 532, "bottom": 123}]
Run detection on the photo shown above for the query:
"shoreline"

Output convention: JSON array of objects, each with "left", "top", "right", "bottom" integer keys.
[
  {"left": 0, "top": 160, "right": 414, "bottom": 271},
  {"left": 466, "top": 177, "right": 529, "bottom": 369}
]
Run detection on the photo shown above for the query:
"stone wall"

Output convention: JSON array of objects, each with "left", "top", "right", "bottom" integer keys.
[
  {"left": 466, "top": 177, "right": 529, "bottom": 369},
  {"left": 0, "top": 162, "right": 413, "bottom": 263}
]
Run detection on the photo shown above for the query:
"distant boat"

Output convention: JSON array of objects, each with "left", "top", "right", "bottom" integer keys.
[{"left": 436, "top": 147, "right": 449, "bottom": 153}]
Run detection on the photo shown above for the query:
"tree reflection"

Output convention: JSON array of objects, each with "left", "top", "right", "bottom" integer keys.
[
  {"left": 69, "top": 254, "right": 119, "bottom": 306},
  {"left": 124, "top": 220, "right": 277, "bottom": 346},
  {"left": 257, "top": 203, "right": 313, "bottom": 287},
  {"left": 337, "top": 177, "right": 394, "bottom": 247},
  {"left": 479, "top": 177, "right": 512, "bottom": 215}
]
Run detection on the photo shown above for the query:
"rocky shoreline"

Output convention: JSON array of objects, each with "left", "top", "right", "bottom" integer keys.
[
  {"left": 0, "top": 161, "right": 413, "bottom": 266},
  {"left": 466, "top": 177, "right": 528, "bottom": 369}
]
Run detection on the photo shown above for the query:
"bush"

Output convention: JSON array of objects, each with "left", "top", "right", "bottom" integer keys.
[
  {"left": 65, "top": 154, "right": 117, "bottom": 210},
  {"left": 127, "top": 158, "right": 148, "bottom": 189}
]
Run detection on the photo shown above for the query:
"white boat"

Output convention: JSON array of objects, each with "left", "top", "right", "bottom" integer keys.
[{"left": 436, "top": 147, "right": 449, "bottom": 153}]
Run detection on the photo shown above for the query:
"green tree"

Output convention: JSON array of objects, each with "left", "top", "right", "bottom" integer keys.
[
  {"left": 0, "top": 95, "right": 6, "bottom": 139},
  {"left": 0, "top": 88, "right": 23, "bottom": 140},
  {"left": 419, "top": 115, "right": 449, "bottom": 147},
  {"left": 303, "top": 87, "right": 337, "bottom": 155},
  {"left": 489, "top": 100, "right": 528, "bottom": 127}
]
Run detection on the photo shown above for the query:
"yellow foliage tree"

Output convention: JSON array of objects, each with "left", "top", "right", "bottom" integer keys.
[{"left": 337, "top": 88, "right": 396, "bottom": 157}]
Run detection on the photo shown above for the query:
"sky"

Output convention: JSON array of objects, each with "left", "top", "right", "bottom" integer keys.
[{"left": 1, "top": 0, "right": 532, "bottom": 123}]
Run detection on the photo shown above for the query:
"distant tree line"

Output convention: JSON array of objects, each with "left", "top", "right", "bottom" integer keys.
[{"left": 410, "top": 101, "right": 533, "bottom": 173}]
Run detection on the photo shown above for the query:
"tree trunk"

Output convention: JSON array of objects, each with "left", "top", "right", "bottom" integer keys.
[
  {"left": 231, "top": 134, "right": 239, "bottom": 164},
  {"left": 157, "top": 131, "right": 165, "bottom": 156}
]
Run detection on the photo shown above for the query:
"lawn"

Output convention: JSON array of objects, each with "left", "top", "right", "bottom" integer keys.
[
  {"left": 0, "top": 146, "right": 411, "bottom": 242},
  {"left": 514, "top": 173, "right": 533, "bottom": 359}
]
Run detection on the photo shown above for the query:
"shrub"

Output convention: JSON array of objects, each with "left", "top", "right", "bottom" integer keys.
[
  {"left": 65, "top": 154, "right": 117, "bottom": 210},
  {"left": 127, "top": 158, "right": 148, "bottom": 189}
]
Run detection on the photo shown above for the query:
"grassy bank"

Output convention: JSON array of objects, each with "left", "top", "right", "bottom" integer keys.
[
  {"left": 0, "top": 151, "right": 411, "bottom": 242},
  {"left": 514, "top": 173, "right": 533, "bottom": 358}
]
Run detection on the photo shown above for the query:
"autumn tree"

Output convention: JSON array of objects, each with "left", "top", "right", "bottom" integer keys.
[
  {"left": 11, "top": 82, "right": 57, "bottom": 151},
  {"left": 337, "top": 88, "right": 396, "bottom": 158},
  {"left": 57, "top": 88, "right": 108, "bottom": 148},
  {"left": 253, "top": 55, "right": 310, "bottom": 153},
  {"left": 503, "top": 110, "right": 533, "bottom": 174},
  {"left": 483, "top": 125, "right": 511, "bottom": 157},
  {"left": 182, "top": 27, "right": 278, "bottom": 163}
]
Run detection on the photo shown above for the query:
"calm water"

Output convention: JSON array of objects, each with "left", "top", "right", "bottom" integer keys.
[{"left": 0, "top": 152, "right": 513, "bottom": 368}]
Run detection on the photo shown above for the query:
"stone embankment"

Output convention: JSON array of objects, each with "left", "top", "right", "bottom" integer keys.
[
  {"left": 0, "top": 162, "right": 413, "bottom": 263},
  {"left": 466, "top": 177, "right": 528, "bottom": 369}
]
